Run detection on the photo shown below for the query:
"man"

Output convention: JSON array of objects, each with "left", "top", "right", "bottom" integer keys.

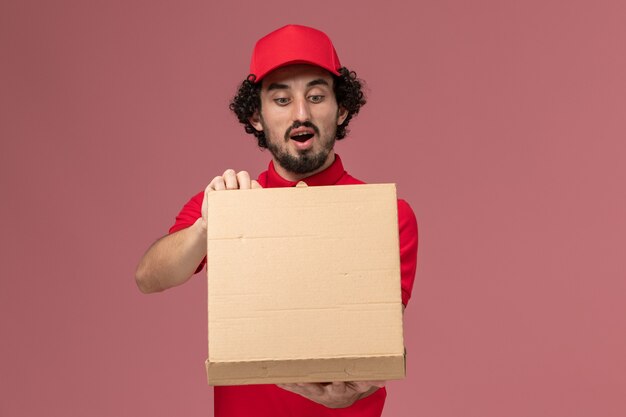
[{"left": 135, "top": 24, "right": 418, "bottom": 416}]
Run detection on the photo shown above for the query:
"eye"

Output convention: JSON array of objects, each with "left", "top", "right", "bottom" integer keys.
[
  {"left": 273, "top": 97, "right": 291, "bottom": 106},
  {"left": 308, "top": 95, "right": 324, "bottom": 103}
]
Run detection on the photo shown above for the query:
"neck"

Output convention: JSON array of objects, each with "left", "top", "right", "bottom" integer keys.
[{"left": 273, "top": 151, "right": 336, "bottom": 182}]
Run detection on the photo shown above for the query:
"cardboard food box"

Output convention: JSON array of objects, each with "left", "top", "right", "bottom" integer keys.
[{"left": 205, "top": 183, "right": 405, "bottom": 386}]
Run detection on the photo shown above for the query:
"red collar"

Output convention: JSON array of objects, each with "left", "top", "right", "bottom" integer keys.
[{"left": 263, "top": 154, "right": 347, "bottom": 187}]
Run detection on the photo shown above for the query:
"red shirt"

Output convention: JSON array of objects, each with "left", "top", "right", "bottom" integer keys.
[{"left": 170, "top": 154, "right": 418, "bottom": 416}]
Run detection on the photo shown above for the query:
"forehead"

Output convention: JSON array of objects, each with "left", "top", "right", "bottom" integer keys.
[{"left": 261, "top": 64, "right": 334, "bottom": 91}]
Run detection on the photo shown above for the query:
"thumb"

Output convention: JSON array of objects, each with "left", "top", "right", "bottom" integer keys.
[{"left": 200, "top": 183, "right": 213, "bottom": 229}]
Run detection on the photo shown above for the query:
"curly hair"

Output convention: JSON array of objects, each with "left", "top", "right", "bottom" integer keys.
[{"left": 229, "top": 67, "right": 366, "bottom": 148}]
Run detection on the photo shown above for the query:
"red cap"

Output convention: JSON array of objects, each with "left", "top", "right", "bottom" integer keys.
[{"left": 249, "top": 25, "right": 341, "bottom": 82}]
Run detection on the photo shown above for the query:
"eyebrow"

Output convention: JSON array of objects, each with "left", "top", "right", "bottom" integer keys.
[
  {"left": 266, "top": 78, "right": 330, "bottom": 91},
  {"left": 267, "top": 83, "right": 289, "bottom": 91},
  {"left": 306, "top": 78, "right": 330, "bottom": 88}
]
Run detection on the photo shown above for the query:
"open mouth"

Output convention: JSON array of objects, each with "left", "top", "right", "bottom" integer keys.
[{"left": 290, "top": 132, "right": 315, "bottom": 142}]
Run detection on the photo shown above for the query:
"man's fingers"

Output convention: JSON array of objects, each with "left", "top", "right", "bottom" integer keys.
[
  {"left": 295, "top": 383, "right": 324, "bottom": 396},
  {"left": 210, "top": 170, "right": 259, "bottom": 191},
  {"left": 236, "top": 171, "right": 251, "bottom": 189},
  {"left": 303, "top": 383, "right": 325, "bottom": 396},
  {"left": 210, "top": 176, "right": 226, "bottom": 191},
  {"left": 350, "top": 381, "right": 378, "bottom": 393},
  {"left": 359, "top": 380, "right": 386, "bottom": 388},
  {"left": 277, "top": 383, "right": 324, "bottom": 396},
  {"left": 223, "top": 169, "right": 238, "bottom": 190},
  {"left": 330, "top": 381, "right": 347, "bottom": 395},
  {"left": 202, "top": 171, "right": 259, "bottom": 223},
  {"left": 201, "top": 181, "right": 216, "bottom": 218},
  {"left": 277, "top": 383, "right": 296, "bottom": 392}
]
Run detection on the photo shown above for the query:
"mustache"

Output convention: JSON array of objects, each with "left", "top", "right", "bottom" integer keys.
[{"left": 284, "top": 121, "right": 320, "bottom": 140}]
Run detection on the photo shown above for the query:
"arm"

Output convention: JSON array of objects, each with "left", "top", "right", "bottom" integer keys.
[
  {"left": 135, "top": 219, "right": 207, "bottom": 293},
  {"left": 135, "top": 170, "right": 260, "bottom": 293}
]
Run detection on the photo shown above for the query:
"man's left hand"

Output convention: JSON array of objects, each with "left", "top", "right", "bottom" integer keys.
[{"left": 276, "top": 381, "right": 386, "bottom": 408}]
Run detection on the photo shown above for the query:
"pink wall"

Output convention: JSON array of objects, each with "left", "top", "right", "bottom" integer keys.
[{"left": 2, "top": 1, "right": 625, "bottom": 416}]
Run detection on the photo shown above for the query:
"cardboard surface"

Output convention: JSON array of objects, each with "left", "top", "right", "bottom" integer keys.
[{"left": 206, "top": 183, "right": 404, "bottom": 386}]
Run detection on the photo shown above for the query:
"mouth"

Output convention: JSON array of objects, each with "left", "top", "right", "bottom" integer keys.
[
  {"left": 287, "top": 125, "right": 317, "bottom": 143},
  {"left": 290, "top": 132, "right": 315, "bottom": 142}
]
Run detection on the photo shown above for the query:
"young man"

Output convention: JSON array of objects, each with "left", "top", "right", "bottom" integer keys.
[{"left": 136, "top": 24, "right": 418, "bottom": 416}]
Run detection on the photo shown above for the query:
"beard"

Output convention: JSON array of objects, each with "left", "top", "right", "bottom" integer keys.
[{"left": 264, "top": 120, "right": 337, "bottom": 175}]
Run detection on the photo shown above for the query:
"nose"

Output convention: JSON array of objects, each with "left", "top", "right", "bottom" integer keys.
[{"left": 292, "top": 96, "right": 311, "bottom": 122}]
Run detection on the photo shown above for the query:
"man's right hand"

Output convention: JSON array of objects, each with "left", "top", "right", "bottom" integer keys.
[
  {"left": 198, "top": 169, "right": 262, "bottom": 232},
  {"left": 135, "top": 169, "right": 260, "bottom": 293}
]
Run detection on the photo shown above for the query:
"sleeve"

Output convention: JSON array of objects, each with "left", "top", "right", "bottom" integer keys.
[
  {"left": 397, "top": 199, "right": 418, "bottom": 306},
  {"left": 169, "top": 191, "right": 206, "bottom": 274}
]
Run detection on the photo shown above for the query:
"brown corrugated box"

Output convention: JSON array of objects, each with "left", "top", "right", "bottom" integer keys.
[{"left": 205, "top": 183, "right": 405, "bottom": 386}]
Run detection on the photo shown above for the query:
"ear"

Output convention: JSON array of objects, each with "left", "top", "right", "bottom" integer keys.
[
  {"left": 249, "top": 111, "right": 263, "bottom": 131},
  {"left": 337, "top": 106, "right": 349, "bottom": 126}
]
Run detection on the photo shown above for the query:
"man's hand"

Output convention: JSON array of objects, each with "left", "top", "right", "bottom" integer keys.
[
  {"left": 135, "top": 169, "right": 260, "bottom": 293},
  {"left": 276, "top": 381, "right": 386, "bottom": 409},
  {"left": 198, "top": 169, "right": 262, "bottom": 231}
]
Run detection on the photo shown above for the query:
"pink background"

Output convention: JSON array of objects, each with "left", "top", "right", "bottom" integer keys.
[{"left": 2, "top": 0, "right": 625, "bottom": 416}]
